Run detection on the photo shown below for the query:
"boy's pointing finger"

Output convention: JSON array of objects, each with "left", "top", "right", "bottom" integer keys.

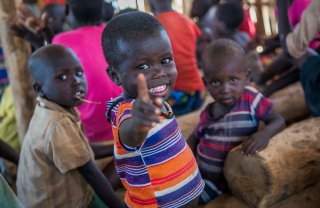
[{"left": 137, "top": 73, "right": 150, "bottom": 102}]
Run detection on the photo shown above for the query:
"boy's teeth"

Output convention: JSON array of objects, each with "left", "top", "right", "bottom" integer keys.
[
  {"left": 148, "top": 85, "right": 166, "bottom": 93},
  {"left": 75, "top": 92, "right": 81, "bottom": 96}
]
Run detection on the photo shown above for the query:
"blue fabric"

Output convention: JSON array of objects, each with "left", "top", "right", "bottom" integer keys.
[
  {"left": 87, "top": 193, "right": 109, "bottom": 208},
  {"left": 0, "top": 174, "right": 23, "bottom": 208},
  {"left": 167, "top": 90, "right": 205, "bottom": 116},
  {"left": 0, "top": 47, "right": 9, "bottom": 101},
  {"left": 198, "top": 179, "right": 229, "bottom": 205},
  {"left": 300, "top": 56, "right": 320, "bottom": 116}
]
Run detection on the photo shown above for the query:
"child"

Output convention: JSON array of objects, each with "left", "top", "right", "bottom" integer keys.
[
  {"left": 148, "top": 0, "right": 206, "bottom": 116},
  {"left": 52, "top": 0, "right": 123, "bottom": 143},
  {"left": 187, "top": 39, "right": 285, "bottom": 204},
  {"left": 196, "top": 24, "right": 213, "bottom": 69},
  {"left": 102, "top": 11, "right": 205, "bottom": 207},
  {"left": 16, "top": 44, "right": 123, "bottom": 208},
  {"left": 226, "top": 0, "right": 256, "bottom": 40},
  {"left": 211, "top": 1, "right": 250, "bottom": 48}
]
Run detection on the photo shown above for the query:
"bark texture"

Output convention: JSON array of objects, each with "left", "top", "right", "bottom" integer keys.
[
  {"left": 0, "top": 0, "right": 36, "bottom": 144},
  {"left": 224, "top": 117, "right": 320, "bottom": 208}
]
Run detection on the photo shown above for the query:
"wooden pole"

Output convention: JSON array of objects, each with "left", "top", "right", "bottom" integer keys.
[{"left": 0, "top": 0, "right": 36, "bottom": 145}]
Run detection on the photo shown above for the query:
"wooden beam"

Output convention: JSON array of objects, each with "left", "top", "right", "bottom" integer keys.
[{"left": 0, "top": 0, "right": 36, "bottom": 145}]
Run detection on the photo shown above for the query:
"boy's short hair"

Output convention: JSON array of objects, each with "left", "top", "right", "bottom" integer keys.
[
  {"left": 216, "top": 2, "right": 244, "bottom": 29},
  {"left": 28, "top": 44, "right": 72, "bottom": 84},
  {"left": 101, "top": 11, "right": 166, "bottom": 68},
  {"left": 202, "top": 38, "right": 245, "bottom": 66},
  {"left": 67, "top": 0, "right": 103, "bottom": 23}
]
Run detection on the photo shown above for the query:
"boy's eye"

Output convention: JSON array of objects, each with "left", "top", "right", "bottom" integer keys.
[
  {"left": 230, "top": 77, "right": 239, "bottom": 83},
  {"left": 161, "top": 58, "right": 172, "bottom": 64},
  {"left": 138, "top": 64, "right": 149, "bottom": 70},
  {"left": 211, "top": 80, "right": 220, "bottom": 86},
  {"left": 58, "top": 75, "right": 67, "bottom": 80},
  {"left": 76, "top": 71, "right": 83, "bottom": 77}
]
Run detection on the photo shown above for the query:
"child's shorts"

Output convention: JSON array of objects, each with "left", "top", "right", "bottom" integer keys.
[
  {"left": 87, "top": 193, "right": 109, "bottom": 208},
  {"left": 198, "top": 179, "right": 229, "bottom": 205},
  {"left": 167, "top": 90, "right": 206, "bottom": 116}
]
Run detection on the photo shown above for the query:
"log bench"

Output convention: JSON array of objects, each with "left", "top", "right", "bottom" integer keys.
[{"left": 203, "top": 117, "right": 320, "bottom": 208}]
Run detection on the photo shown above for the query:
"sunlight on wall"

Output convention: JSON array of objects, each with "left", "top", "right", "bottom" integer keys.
[
  {"left": 117, "top": 0, "right": 137, "bottom": 10},
  {"left": 172, "top": 0, "right": 184, "bottom": 14},
  {"left": 110, "top": 0, "right": 185, "bottom": 14},
  {"left": 137, "top": 0, "right": 145, "bottom": 12},
  {"left": 262, "top": 5, "right": 271, "bottom": 36}
]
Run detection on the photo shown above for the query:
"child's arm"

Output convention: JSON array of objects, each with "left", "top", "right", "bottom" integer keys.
[
  {"left": 11, "top": 3, "right": 54, "bottom": 49},
  {"left": 242, "top": 109, "right": 285, "bottom": 155},
  {"left": 119, "top": 74, "right": 163, "bottom": 148},
  {"left": 0, "top": 140, "right": 19, "bottom": 165},
  {"left": 90, "top": 143, "right": 113, "bottom": 159},
  {"left": 77, "top": 159, "right": 124, "bottom": 208},
  {"left": 277, "top": 0, "right": 318, "bottom": 68},
  {"left": 187, "top": 133, "right": 199, "bottom": 156}
]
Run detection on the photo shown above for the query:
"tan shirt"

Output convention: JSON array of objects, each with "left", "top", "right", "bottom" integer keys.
[
  {"left": 286, "top": 0, "right": 320, "bottom": 58},
  {"left": 17, "top": 97, "right": 94, "bottom": 207}
]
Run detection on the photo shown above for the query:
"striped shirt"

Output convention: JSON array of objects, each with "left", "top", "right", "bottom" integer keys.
[
  {"left": 107, "top": 97, "right": 204, "bottom": 208},
  {"left": 194, "top": 86, "right": 273, "bottom": 175}
]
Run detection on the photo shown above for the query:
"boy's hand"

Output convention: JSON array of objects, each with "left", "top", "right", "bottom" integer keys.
[
  {"left": 10, "top": 21, "right": 45, "bottom": 48},
  {"left": 131, "top": 74, "right": 163, "bottom": 134},
  {"left": 17, "top": 3, "right": 48, "bottom": 32},
  {"left": 241, "top": 131, "right": 270, "bottom": 156}
]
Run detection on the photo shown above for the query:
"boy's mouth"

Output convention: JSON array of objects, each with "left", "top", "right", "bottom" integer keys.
[
  {"left": 148, "top": 84, "right": 169, "bottom": 97},
  {"left": 74, "top": 91, "right": 85, "bottom": 99},
  {"left": 221, "top": 97, "right": 234, "bottom": 105},
  {"left": 148, "top": 85, "right": 167, "bottom": 93}
]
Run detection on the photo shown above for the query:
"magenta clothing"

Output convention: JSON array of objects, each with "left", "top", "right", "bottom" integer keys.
[
  {"left": 289, "top": 0, "right": 310, "bottom": 27},
  {"left": 52, "top": 24, "right": 123, "bottom": 142},
  {"left": 289, "top": 0, "right": 320, "bottom": 49}
]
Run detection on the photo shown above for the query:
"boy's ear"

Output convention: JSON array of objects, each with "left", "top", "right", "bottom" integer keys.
[
  {"left": 245, "top": 68, "right": 251, "bottom": 84},
  {"left": 106, "top": 66, "right": 121, "bottom": 86},
  {"left": 33, "top": 83, "right": 44, "bottom": 97}
]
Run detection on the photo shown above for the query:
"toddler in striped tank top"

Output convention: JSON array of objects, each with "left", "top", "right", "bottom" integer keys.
[{"left": 188, "top": 39, "right": 286, "bottom": 204}]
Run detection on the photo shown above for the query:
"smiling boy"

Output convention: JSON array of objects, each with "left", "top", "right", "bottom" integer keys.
[{"left": 103, "top": 12, "right": 204, "bottom": 207}]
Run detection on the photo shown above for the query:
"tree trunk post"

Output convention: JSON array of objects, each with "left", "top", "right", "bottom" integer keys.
[{"left": 0, "top": 0, "right": 36, "bottom": 145}]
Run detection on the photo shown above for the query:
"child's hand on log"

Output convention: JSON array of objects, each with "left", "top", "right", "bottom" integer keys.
[{"left": 241, "top": 131, "right": 270, "bottom": 156}]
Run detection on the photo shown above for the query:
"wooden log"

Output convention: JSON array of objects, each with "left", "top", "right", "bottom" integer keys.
[
  {"left": 203, "top": 193, "right": 248, "bottom": 208},
  {"left": 269, "top": 82, "right": 310, "bottom": 124},
  {"left": 0, "top": 0, "right": 36, "bottom": 144},
  {"left": 224, "top": 117, "right": 320, "bottom": 208},
  {"left": 202, "top": 180, "right": 320, "bottom": 208},
  {"left": 270, "top": 183, "right": 320, "bottom": 208}
]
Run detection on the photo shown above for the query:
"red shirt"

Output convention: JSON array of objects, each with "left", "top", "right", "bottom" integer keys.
[
  {"left": 156, "top": 11, "right": 205, "bottom": 91},
  {"left": 239, "top": 8, "right": 256, "bottom": 40},
  {"left": 44, "top": 0, "right": 66, "bottom": 5}
]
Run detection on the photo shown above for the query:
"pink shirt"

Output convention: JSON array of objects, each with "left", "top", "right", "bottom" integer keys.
[{"left": 53, "top": 24, "right": 123, "bottom": 142}]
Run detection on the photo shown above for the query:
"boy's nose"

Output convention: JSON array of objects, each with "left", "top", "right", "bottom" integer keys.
[
  {"left": 72, "top": 76, "right": 81, "bottom": 86},
  {"left": 152, "top": 67, "right": 166, "bottom": 79},
  {"left": 220, "top": 83, "right": 231, "bottom": 93}
]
